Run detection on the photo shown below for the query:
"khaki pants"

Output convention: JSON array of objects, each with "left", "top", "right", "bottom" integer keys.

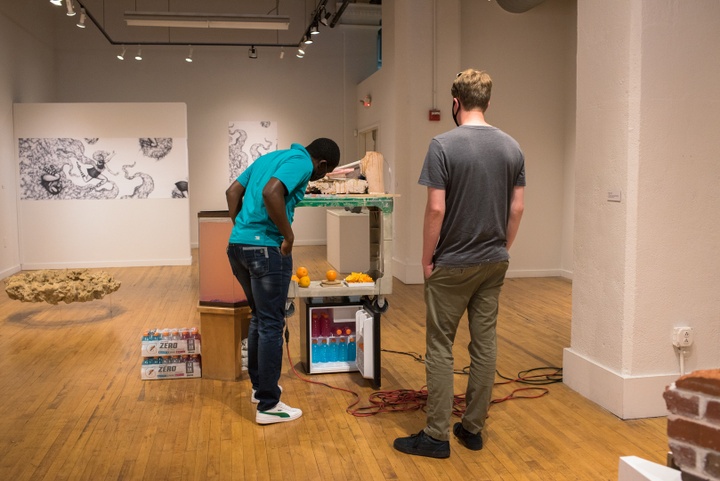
[{"left": 423, "top": 261, "right": 509, "bottom": 441}]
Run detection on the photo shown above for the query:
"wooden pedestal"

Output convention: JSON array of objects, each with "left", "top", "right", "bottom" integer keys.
[{"left": 198, "top": 305, "right": 250, "bottom": 381}]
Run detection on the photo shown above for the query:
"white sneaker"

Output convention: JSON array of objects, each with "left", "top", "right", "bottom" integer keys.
[
  {"left": 256, "top": 401, "right": 302, "bottom": 425},
  {"left": 251, "top": 385, "right": 283, "bottom": 404}
]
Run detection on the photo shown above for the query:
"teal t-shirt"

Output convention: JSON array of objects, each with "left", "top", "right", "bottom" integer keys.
[{"left": 229, "top": 143, "right": 313, "bottom": 246}]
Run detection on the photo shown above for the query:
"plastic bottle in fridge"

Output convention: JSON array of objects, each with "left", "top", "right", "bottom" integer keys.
[
  {"left": 347, "top": 335, "right": 356, "bottom": 362},
  {"left": 311, "top": 311, "right": 320, "bottom": 337},
  {"left": 327, "top": 336, "right": 338, "bottom": 362},
  {"left": 311, "top": 338, "right": 320, "bottom": 363},
  {"left": 318, "top": 337, "right": 328, "bottom": 362},
  {"left": 334, "top": 328, "right": 347, "bottom": 362},
  {"left": 321, "top": 312, "right": 331, "bottom": 337},
  {"left": 337, "top": 336, "right": 348, "bottom": 362}
]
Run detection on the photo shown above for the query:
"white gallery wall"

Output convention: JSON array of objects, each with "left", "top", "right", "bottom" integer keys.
[
  {"left": 0, "top": 4, "right": 56, "bottom": 278},
  {"left": 14, "top": 102, "right": 191, "bottom": 268},
  {"left": 460, "top": 0, "right": 577, "bottom": 278},
  {"left": 564, "top": 0, "right": 720, "bottom": 418}
]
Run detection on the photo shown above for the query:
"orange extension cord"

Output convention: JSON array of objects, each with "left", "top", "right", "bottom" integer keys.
[{"left": 284, "top": 328, "right": 562, "bottom": 418}]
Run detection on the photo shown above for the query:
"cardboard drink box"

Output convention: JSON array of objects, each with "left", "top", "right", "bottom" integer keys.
[
  {"left": 141, "top": 338, "right": 201, "bottom": 357},
  {"left": 140, "top": 328, "right": 202, "bottom": 380},
  {"left": 141, "top": 358, "right": 201, "bottom": 380}
]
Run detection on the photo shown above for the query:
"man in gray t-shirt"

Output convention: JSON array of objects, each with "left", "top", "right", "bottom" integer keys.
[{"left": 394, "top": 69, "right": 525, "bottom": 459}]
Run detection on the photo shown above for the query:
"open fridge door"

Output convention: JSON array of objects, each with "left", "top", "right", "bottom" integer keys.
[{"left": 355, "top": 308, "right": 375, "bottom": 380}]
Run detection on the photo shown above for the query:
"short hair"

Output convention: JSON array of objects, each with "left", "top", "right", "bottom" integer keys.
[
  {"left": 451, "top": 69, "right": 492, "bottom": 112},
  {"left": 306, "top": 138, "right": 340, "bottom": 170}
]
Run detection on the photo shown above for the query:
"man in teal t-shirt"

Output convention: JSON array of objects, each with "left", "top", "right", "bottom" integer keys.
[{"left": 226, "top": 138, "right": 340, "bottom": 425}]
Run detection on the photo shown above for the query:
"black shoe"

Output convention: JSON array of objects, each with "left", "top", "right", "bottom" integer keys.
[
  {"left": 393, "top": 430, "right": 450, "bottom": 459},
  {"left": 453, "top": 422, "right": 483, "bottom": 451}
]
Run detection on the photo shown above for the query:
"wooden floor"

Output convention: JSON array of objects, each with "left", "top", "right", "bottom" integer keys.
[{"left": 0, "top": 246, "right": 668, "bottom": 481}]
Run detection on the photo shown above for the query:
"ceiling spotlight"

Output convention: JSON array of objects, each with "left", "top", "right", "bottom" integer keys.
[
  {"left": 248, "top": 46, "right": 257, "bottom": 59},
  {"left": 320, "top": 11, "right": 332, "bottom": 26},
  {"left": 310, "top": 23, "right": 319, "bottom": 35},
  {"left": 185, "top": 48, "right": 193, "bottom": 62},
  {"left": 116, "top": 47, "right": 126, "bottom": 60},
  {"left": 303, "top": 35, "right": 313, "bottom": 45},
  {"left": 135, "top": 48, "right": 143, "bottom": 61},
  {"left": 76, "top": 8, "right": 87, "bottom": 28},
  {"left": 66, "top": 0, "right": 76, "bottom": 16},
  {"left": 50, "top": 0, "right": 63, "bottom": 6}
]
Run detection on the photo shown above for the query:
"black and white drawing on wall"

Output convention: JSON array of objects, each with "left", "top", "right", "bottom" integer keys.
[
  {"left": 18, "top": 137, "right": 189, "bottom": 200},
  {"left": 228, "top": 120, "right": 277, "bottom": 183}
]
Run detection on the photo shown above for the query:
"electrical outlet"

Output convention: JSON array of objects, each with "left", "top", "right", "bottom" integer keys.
[{"left": 672, "top": 327, "right": 694, "bottom": 347}]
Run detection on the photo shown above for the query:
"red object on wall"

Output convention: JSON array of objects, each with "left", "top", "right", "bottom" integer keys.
[{"left": 428, "top": 109, "right": 441, "bottom": 121}]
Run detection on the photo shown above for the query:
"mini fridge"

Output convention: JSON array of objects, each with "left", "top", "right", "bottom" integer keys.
[{"left": 298, "top": 297, "right": 382, "bottom": 388}]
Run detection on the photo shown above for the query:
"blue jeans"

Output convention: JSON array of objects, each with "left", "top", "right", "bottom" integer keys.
[{"left": 227, "top": 244, "right": 292, "bottom": 411}]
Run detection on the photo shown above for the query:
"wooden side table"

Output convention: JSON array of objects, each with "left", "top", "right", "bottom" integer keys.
[{"left": 197, "top": 305, "right": 250, "bottom": 381}]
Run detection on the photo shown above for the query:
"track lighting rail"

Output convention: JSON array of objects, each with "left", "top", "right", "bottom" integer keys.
[{"left": 60, "top": 0, "right": 350, "bottom": 51}]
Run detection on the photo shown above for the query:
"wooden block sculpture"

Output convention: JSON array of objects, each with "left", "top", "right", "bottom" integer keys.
[{"left": 360, "top": 151, "right": 385, "bottom": 194}]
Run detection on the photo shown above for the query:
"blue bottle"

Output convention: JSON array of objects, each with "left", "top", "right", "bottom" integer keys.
[
  {"left": 337, "top": 337, "right": 348, "bottom": 362},
  {"left": 327, "top": 336, "right": 338, "bottom": 362},
  {"left": 318, "top": 338, "right": 328, "bottom": 362},
  {"left": 311, "top": 338, "right": 320, "bottom": 363},
  {"left": 347, "top": 336, "right": 356, "bottom": 362}
]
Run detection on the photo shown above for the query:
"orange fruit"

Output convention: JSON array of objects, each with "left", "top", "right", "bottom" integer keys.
[
  {"left": 326, "top": 269, "right": 337, "bottom": 282},
  {"left": 291, "top": 275, "right": 299, "bottom": 282},
  {"left": 298, "top": 276, "right": 311, "bottom": 288},
  {"left": 296, "top": 266, "right": 309, "bottom": 278}
]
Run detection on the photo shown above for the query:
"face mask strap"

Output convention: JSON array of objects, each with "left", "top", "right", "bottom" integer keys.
[{"left": 311, "top": 160, "right": 327, "bottom": 181}]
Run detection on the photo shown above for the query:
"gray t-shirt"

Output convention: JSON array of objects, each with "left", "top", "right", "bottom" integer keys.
[{"left": 418, "top": 125, "right": 525, "bottom": 267}]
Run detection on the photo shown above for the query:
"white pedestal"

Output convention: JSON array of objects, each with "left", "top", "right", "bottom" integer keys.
[
  {"left": 326, "top": 209, "right": 369, "bottom": 273},
  {"left": 618, "top": 456, "right": 681, "bottom": 481}
]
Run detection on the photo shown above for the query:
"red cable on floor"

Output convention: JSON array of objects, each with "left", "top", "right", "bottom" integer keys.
[
  {"left": 285, "top": 338, "right": 554, "bottom": 418},
  {"left": 284, "top": 338, "right": 363, "bottom": 411}
]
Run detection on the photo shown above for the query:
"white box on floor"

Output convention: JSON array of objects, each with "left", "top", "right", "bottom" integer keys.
[
  {"left": 617, "top": 456, "right": 681, "bottom": 481},
  {"left": 326, "top": 209, "right": 369, "bottom": 273}
]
